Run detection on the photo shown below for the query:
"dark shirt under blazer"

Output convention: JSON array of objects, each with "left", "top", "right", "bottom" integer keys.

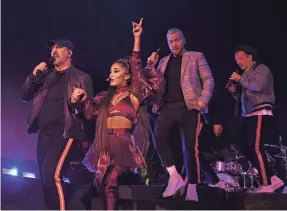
[{"left": 153, "top": 49, "right": 215, "bottom": 113}]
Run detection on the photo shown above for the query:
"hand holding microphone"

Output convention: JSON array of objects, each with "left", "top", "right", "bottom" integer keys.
[
  {"left": 225, "top": 69, "right": 242, "bottom": 88},
  {"left": 229, "top": 72, "right": 242, "bottom": 82},
  {"left": 32, "top": 57, "right": 55, "bottom": 76},
  {"left": 225, "top": 69, "right": 242, "bottom": 94},
  {"left": 195, "top": 100, "right": 209, "bottom": 124},
  {"left": 33, "top": 62, "right": 48, "bottom": 76},
  {"left": 146, "top": 48, "right": 160, "bottom": 70},
  {"left": 196, "top": 100, "right": 206, "bottom": 111}
]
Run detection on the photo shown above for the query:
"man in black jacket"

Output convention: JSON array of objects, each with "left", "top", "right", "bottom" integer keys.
[{"left": 20, "top": 39, "right": 93, "bottom": 210}]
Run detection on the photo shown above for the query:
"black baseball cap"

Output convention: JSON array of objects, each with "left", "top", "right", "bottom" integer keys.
[{"left": 46, "top": 38, "right": 74, "bottom": 51}]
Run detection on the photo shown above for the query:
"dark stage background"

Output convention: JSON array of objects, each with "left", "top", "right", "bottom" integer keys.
[{"left": 1, "top": 0, "right": 286, "bottom": 162}]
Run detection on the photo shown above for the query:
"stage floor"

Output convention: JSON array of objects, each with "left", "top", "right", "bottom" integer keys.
[{"left": 2, "top": 173, "right": 287, "bottom": 210}]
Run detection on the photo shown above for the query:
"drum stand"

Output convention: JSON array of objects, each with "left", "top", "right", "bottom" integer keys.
[
  {"left": 265, "top": 136, "right": 287, "bottom": 180},
  {"left": 248, "top": 161, "right": 255, "bottom": 190},
  {"left": 235, "top": 155, "right": 257, "bottom": 191},
  {"left": 274, "top": 145, "right": 287, "bottom": 180}
]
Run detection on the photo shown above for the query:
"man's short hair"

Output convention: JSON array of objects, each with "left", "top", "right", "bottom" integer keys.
[
  {"left": 166, "top": 28, "right": 185, "bottom": 40},
  {"left": 235, "top": 45, "right": 258, "bottom": 62}
]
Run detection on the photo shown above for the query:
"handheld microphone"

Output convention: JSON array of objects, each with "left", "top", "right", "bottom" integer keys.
[
  {"left": 225, "top": 69, "right": 242, "bottom": 88},
  {"left": 36, "top": 57, "right": 55, "bottom": 77},
  {"left": 47, "top": 57, "right": 56, "bottom": 66},
  {"left": 145, "top": 47, "right": 160, "bottom": 70},
  {"left": 200, "top": 110, "right": 209, "bottom": 125}
]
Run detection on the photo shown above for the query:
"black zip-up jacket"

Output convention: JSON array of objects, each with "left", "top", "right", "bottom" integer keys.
[{"left": 20, "top": 65, "right": 93, "bottom": 140}]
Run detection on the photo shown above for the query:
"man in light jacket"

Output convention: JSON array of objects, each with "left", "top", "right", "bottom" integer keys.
[{"left": 152, "top": 28, "right": 214, "bottom": 201}]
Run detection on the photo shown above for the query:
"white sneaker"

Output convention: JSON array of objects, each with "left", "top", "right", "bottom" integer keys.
[
  {"left": 185, "top": 184, "right": 198, "bottom": 202},
  {"left": 162, "top": 174, "right": 185, "bottom": 198},
  {"left": 210, "top": 181, "right": 226, "bottom": 190},
  {"left": 249, "top": 185, "right": 273, "bottom": 193},
  {"left": 271, "top": 175, "right": 284, "bottom": 191}
]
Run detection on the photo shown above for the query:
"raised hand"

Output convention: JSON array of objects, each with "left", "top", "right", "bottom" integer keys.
[{"left": 132, "top": 18, "right": 143, "bottom": 38}]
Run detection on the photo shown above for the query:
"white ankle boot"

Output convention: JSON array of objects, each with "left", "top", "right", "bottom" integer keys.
[{"left": 162, "top": 173, "right": 185, "bottom": 198}]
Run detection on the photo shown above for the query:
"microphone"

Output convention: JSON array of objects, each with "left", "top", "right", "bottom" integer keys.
[
  {"left": 105, "top": 78, "right": 109, "bottom": 82},
  {"left": 36, "top": 57, "right": 55, "bottom": 77},
  {"left": 200, "top": 110, "right": 209, "bottom": 125},
  {"left": 47, "top": 57, "right": 56, "bottom": 66},
  {"left": 145, "top": 47, "right": 160, "bottom": 70},
  {"left": 225, "top": 69, "right": 242, "bottom": 88}
]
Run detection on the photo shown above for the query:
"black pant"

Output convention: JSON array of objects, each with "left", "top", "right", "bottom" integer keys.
[
  {"left": 198, "top": 124, "right": 221, "bottom": 185},
  {"left": 37, "top": 133, "right": 77, "bottom": 209},
  {"left": 168, "top": 126, "right": 186, "bottom": 176},
  {"left": 155, "top": 102, "right": 200, "bottom": 184},
  {"left": 224, "top": 115, "right": 244, "bottom": 145},
  {"left": 166, "top": 122, "right": 219, "bottom": 184},
  {"left": 241, "top": 115, "right": 273, "bottom": 185}
]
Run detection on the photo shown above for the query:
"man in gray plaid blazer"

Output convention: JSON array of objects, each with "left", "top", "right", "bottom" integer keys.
[{"left": 151, "top": 28, "right": 214, "bottom": 201}]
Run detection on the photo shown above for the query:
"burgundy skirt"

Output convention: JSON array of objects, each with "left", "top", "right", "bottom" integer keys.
[{"left": 83, "top": 128, "right": 147, "bottom": 184}]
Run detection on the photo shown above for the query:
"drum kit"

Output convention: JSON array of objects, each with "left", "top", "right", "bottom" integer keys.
[
  {"left": 210, "top": 136, "right": 287, "bottom": 192},
  {"left": 212, "top": 156, "right": 259, "bottom": 192}
]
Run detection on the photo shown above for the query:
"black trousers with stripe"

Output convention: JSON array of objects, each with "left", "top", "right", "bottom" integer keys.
[
  {"left": 241, "top": 115, "right": 273, "bottom": 185},
  {"left": 155, "top": 102, "right": 201, "bottom": 184},
  {"left": 37, "top": 133, "right": 77, "bottom": 209}
]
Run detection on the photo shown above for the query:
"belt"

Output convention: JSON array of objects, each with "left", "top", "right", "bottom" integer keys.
[{"left": 106, "top": 128, "right": 132, "bottom": 135}]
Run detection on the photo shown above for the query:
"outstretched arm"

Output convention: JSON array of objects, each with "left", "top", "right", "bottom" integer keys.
[
  {"left": 71, "top": 88, "right": 107, "bottom": 120},
  {"left": 83, "top": 91, "right": 108, "bottom": 119},
  {"left": 129, "top": 18, "right": 165, "bottom": 104}
]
